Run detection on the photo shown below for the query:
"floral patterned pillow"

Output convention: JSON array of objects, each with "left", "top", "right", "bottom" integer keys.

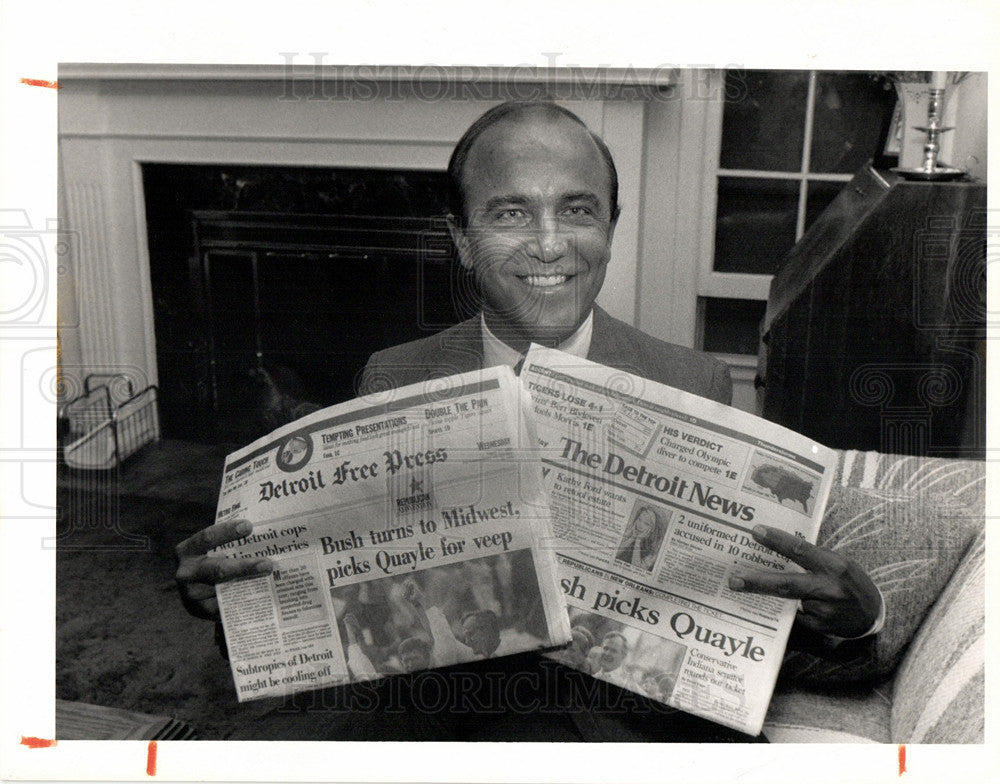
[{"left": 777, "top": 451, "right": 984, "bottom": 685}]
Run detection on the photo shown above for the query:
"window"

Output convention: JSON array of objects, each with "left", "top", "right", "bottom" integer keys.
[{"left": 697, "top": 70, "right": 896, "bottom": 359}]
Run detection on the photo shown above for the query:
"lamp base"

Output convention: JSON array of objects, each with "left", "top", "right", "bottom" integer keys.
[{"left": 890, "top": 166, "right": 966, "bottom": 181}]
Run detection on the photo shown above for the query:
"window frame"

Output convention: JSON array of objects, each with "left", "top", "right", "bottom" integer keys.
[{"left": 696, "top": 69, "right": 855, "bottom": 345}]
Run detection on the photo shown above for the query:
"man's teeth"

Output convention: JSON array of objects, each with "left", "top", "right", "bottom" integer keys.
[{"left": 521, "top": 274, "right": 568, "bottom": 287}]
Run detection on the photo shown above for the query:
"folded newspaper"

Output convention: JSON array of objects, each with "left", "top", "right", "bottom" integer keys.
[
  {"left": 212, "top": 365, "right": 571, "bottom": 701},
  {"left": 522, "top": 345, "right": 837, "bottom": 736}
]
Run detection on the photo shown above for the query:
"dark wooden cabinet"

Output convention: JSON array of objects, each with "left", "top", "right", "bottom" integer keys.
[{"left": 757, "top": 165, "right": 986, "bottom": 458}]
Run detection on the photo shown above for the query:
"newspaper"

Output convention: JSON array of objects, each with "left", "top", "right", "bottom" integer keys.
[
  {"left": 522, "top": 345, "right": 837, "bottom": 735},
  {"left": 212, "top": 366, "right": 571, "bottom": 701}
]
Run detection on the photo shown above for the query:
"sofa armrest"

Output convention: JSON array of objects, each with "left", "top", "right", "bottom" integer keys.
[{"left": 889, "top": 528, "right": 984, "bottom": 743}]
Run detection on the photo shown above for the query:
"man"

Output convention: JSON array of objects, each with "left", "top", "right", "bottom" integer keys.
[
  {"left": 402, "top": 581, "right": 540, "bottom": 667},
  {"left": 341, "top": 611, "right": 439, "bottom": 678},
  {"left": 553, "top": 624, "right": 596, "bottom": 672},
  {"left": 396, "top": 637, "right": 433, "bottom": 673},
  {"left": 591, "top": 631, "right": 633, "bottom": 690},
  {"left": 356, "top": 103, "right": 731, "bottom": 404},
  {"left": 175, "top": 101, "right": 883, "bottom": 741},
  {"left": 638, "top": 668, "right": 677, "bottom": 703}
]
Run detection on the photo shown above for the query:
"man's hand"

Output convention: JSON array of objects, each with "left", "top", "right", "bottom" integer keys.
[
  {"left": 402, "top": 579, "right": 425, "bottom": 608},
  {"left": 174, "top": 519, "right": 273, "bottom": 620},
  {"left": 728, "top": 525, "right": 881, "bottom": 638}
]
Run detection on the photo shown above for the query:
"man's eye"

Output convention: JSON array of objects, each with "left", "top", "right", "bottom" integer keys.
[
  {"left": 494, "top": 209, "right": 528, "bottom": 224},
  {"left": 562, "top": 206, "right": 593, "bottom": 218}
]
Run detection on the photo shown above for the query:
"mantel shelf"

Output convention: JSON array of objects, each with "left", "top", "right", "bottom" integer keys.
[{"left": 58, "top": 62, "right": 680, "bottom": 91}]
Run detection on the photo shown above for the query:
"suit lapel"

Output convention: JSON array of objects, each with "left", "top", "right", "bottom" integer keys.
[
  {"left": 586, "top": 305, "right": 629, "bottom": 367},
  {"left": 431, "top": 316, "right": 485, "bottom": 375}
]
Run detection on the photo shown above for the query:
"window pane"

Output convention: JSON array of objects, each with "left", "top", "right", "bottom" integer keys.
[
  {"left": 804, "top": 180, "right": 845, "bottom": 231},
  {"left": 810, "top": 72, "right": 898, "bottom": 173},
  {"left": 714, "top": 177, "right": 799, "bottom": 274},
  {"left": 720, "top": 70, "right": 809, "bottom": 172},
  {"left": 701, "top": 297, "right": 767, "bottom": 355}
]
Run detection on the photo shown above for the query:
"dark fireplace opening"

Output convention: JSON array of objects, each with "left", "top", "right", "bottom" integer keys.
[{"left": 143, "top": 164, "right": 477, "bottom": 445}]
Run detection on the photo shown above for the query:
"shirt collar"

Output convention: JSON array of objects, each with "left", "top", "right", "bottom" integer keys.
[{"left": 480, "top": 310, "right": 594, "bottom": 370}]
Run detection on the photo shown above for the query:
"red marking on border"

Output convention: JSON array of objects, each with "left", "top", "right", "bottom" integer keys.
[
  {"left": 898, "top": 744, "right": 906, "bottom": 776},
  {"left": 19, "top": 78, "right": 60, "bottom": 89},
  {"left": 146, "top": 740, "right": 157, "bottom": 776},
  {"left": 20, "top": 736, "right": 57, "bottom": 748}
]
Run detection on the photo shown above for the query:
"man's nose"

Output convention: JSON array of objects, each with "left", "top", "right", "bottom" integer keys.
[{"left": 528, "top": 218, "right": 568, "bottom": 263}]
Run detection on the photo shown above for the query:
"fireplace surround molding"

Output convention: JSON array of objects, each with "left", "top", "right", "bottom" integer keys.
[{"left": 57, "top": 63, "right": 686, "bottom": 396}]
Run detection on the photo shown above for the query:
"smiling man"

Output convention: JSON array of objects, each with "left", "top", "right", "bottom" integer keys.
[
  {"left": 592, "top": 631, "right": 631, "bottom": 687},
  {"left": 356, "top": 102, "right": 732, "bottom": 403},
  {"left": 450, "top": 101, "right": 618, "bottom": 349},
  {"left": 176, "top": 101, "right": 883, "bottom": 742}
]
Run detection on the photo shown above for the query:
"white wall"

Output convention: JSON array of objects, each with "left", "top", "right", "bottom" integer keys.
[{"left": 951, "top": 72, "right": 989, "bottom": 179}]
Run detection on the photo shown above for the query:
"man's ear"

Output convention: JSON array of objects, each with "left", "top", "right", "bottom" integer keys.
[{"left": 446, "top": 214, "right": 474, "bottom": 272}]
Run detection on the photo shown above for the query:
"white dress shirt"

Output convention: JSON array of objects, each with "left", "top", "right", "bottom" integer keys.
[{"left": 480, "top": 310, "right": 594, "bottom": 370}]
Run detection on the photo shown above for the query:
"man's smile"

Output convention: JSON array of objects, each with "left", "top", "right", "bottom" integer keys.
[{"left": 517, "top": 273, "right": 573, "bottom": 288}]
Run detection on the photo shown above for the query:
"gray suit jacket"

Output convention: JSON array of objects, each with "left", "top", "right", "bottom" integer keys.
[{"left": 359, "top": 305, "right": 733, "bottom": 404}]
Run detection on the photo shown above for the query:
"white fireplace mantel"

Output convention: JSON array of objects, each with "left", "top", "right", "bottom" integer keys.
[{"left": 57, "top": 64, "right": 684, "bottom": 394}]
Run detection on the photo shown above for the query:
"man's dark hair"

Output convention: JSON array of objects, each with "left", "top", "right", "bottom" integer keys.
[
  {"left": 461, "top": 609, "right": 501, "bottom": 634},
  {"left": 460, "top": 609, "right": 502, "bottom": 653},
  {"left": 602, "top": 630, "right": 629, "bottom": 652},
  {"left": 398, "top": 636, "right": 431, "bottom": 658},
  {"left": 570, "top": 623, "right": 595, "bottom": 650},
  {"left": 446, "top": 101, "right": 622, "bottom": 226}
]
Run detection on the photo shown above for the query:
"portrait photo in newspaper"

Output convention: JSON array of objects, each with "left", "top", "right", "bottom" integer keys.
[{"left": 613, "top": 504, "right": 671, "bottom": 572}]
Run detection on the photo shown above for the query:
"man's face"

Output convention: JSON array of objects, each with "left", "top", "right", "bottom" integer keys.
[
  {"left": 450, "top": 113, "right": 618, "bottom": 348},
  {"left": 462, "top": 614, "right": 499, "bottom": 657},
  {"left": 599, "top": 635, "right": 627, "bottom": 672}
]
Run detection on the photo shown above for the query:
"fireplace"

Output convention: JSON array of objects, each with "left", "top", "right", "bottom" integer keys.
[{"left": 143, "top": 163, "right": 472, "bottom": 443}]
